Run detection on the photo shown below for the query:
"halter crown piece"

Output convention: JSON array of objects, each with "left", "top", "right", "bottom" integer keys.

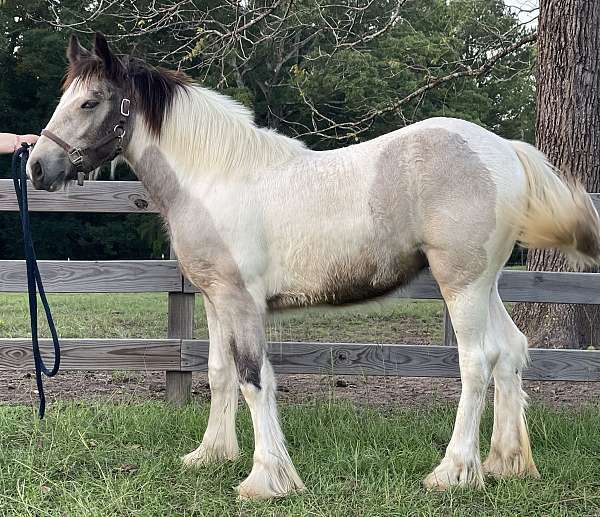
[{"left": 41, "top": 97, "right": 131, "bottom": 185}]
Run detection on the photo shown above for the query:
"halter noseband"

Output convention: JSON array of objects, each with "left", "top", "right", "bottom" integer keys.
[{"left": 41, "top": 98, "right": 131, "bottom": 185}]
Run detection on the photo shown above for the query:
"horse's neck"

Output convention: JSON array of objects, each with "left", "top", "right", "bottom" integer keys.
[{"left": 126, "top": 85, "right": 307, "bottom": 212}]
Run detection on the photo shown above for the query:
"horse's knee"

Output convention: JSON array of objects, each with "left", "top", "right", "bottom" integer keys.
[
  {"left": 229, "top": 336, "right": 264, "bottom": 389},
  {"left": 495, "top": 328, "right": 529, "bottom": 382},
  {"left": 207, "top": 362, "right": 236, "bottom": 391}
]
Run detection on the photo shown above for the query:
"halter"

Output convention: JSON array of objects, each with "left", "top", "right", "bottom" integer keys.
[{"left": 41, "top": 98, "right": 131, "bottom": 185}]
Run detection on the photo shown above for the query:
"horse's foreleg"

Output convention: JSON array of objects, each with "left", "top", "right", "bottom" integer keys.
[
  {"left": 212, "top": 289, "right": 304, "bottom": 499},
  {"left": 237, "top": 356, "right": 305, "bottom": 499},
  {"left": 423, "top": 274, "right": 497, "bottom": 490},
  {"left": 182, "top": 296, "right": 239, "bottom": 466},
  {"left": 483, "top": 289, "right": 539, "bottom": 478}
]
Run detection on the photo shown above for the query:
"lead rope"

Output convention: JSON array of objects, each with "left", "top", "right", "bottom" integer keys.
[{"left": 12, "top": 143, "right": 61, "bottom": 418}]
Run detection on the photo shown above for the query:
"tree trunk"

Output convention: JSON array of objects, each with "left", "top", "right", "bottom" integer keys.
[{"left": 512, "top": 0, "right": 600, "bottom": 349}]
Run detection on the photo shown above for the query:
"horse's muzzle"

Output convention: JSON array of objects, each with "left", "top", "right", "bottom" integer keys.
[{"left": 27, "top": 157, "right": 67, "bottom": 191}]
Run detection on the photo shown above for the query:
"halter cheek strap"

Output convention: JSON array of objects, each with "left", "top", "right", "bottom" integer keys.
[{"left": 41, "top": 98, "right": 131, "bottom": 185}]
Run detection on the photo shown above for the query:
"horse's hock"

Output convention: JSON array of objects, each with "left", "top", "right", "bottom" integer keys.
[{"left": 2, "top": 179, "right": 600, "bottom": 405}]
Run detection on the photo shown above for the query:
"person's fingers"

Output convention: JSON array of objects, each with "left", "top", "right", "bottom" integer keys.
[{"left": 20, "top": 134, "right": 40, "bottom": 144}]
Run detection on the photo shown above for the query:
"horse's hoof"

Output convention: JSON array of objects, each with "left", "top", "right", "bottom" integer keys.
[
  {"left": 181, "top": 444, "right": 239, "bottom": 467},
  {"left": 483, "top": 449, "right": 540, "bottom": 479},
  {"left": 423, "top": 458, "right": 484, "bottom": 491},
  {"left": 236, "top": 462, "right": 305, "bottom": 500}
]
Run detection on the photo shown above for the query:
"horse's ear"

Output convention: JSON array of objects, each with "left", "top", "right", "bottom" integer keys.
[
  {"left": 93, "top": 32, "right": 122, "bottom": 78},
  {"left": 67, "top": 34, "right": 90, "bottom": 65}
]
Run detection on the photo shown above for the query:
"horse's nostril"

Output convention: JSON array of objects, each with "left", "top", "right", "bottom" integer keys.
[{"left": 31, "top": 161, "right": 44, "bottom": 182}]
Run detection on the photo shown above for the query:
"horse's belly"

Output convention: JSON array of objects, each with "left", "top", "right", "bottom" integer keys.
[{"left": 267, "top": 249, "right": 427, "bottom": 309}]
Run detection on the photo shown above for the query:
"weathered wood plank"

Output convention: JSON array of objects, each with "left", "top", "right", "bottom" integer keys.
[
  {"left": 10, "top": 259, "right": 598, "bottom": 303},
  {"left": 181, "top": 340, "right": 600, "bottom": 382},
  {"left": 0, "top": 260, "right": 181, "bottom": 293},
  {"left": 0, "top": 179, "right": 158, "bottom": 213},
  {"left": 165, "top": 370, "right": 192, "bottom": 405},
  {"left": 496, "top": 270, "right": 600, "bottom": 304},
  {"left": 181, "top": 340, "right": 461, "bottom": 376},
  {"left": 165, "top": 254, "right": 194, "bottom": 405},
  {"left": 1, "top": 180, "right": 597, "bottom": 215},
  {"left": 393, "top": 271, "right": 442, "bottom": 299},
  {"left": 396, "top": 270, "right": 600, "bottom": 304},
  {"left": 0, "top": 338, "right": 180, "bottom": 370},
  {"left": 184, "top": 270, "right": 600, "bottom": 304},
  {"left": 526, "top": 348, "right": 600, "bottom": 381},
  {"left": 442, "top": 304, "right": 457, "bottom": 346},
  {"left": 3, "top": 338, "right": 598, "bottom": 382},
  {"left": 3, "top": 262, "right": 600, "bottom": 302},
  {"left": 168, "top": 294, "right": 195, "bottom": 340}
]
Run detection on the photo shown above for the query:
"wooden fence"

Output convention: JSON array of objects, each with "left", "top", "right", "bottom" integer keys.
[{"left": 2, "top": 179, "right": 600, "bottom": 405}]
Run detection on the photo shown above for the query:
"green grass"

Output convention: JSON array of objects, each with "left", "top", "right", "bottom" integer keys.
[
  {"left": 1, "top": 401, "right": 599, "bottom": 516},
  {"left": 0, "top": 293, "right": 444, "bottom": 343}
]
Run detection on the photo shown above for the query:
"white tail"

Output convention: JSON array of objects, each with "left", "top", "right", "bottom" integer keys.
[{"left": 510, "top": 140, "right": 600, "bottom": 268}]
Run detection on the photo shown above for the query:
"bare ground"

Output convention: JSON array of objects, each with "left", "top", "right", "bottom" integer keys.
[{"left": 1, "top": 369, "right": 599, "bottom": 409}]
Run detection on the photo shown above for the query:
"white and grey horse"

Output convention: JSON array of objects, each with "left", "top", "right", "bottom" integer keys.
[{"left": 28, "top": 33, "right": 600, "bottom": 499}]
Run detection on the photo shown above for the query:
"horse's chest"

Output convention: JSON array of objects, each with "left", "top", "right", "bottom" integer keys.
[{"left": 168, "top": 216, "right": 247, "bottom": 293}]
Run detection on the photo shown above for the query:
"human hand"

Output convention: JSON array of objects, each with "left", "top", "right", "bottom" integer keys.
[{"left": 18, "top": 134, "right": 40, "bottom": 146}]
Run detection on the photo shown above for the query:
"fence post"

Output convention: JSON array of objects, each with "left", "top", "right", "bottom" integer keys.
[
  {"left": 166, "top": 248, "right": 194, "bottom": 406},
  {"left": 442, "top": 303, "right": 458, "bottom": 347}
]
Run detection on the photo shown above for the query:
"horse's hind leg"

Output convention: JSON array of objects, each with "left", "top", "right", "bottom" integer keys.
[
  {"left": 423, "top": 249, "right": 499, "bottom": 490},
  {"left": 483, "top": 288, "right": 539, "bottom": 478},
  {"left": 182, "top": 296, "right": 239, "bottom": 465}
]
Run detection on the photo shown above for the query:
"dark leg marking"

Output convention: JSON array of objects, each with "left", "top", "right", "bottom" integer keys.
[{"left": 229, "top": 337, "right": 262, "bottom": 389}]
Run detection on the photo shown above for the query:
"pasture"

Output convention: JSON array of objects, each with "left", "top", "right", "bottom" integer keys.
[
  {"left": 1, "top": 294, "right": 600, "bottom": 515},
  {"left": 1, "top": 401, "right": 600, "bottom": 515},
  {"left": 0, "top": 292, "right": 444, "bottom": 343}
]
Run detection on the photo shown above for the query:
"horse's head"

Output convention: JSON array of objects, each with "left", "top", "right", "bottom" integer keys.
[{"left": 28, "top": 33, "right": 133, "bottom": 190}]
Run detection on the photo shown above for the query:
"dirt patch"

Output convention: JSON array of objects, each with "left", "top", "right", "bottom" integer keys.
[{"left": 1, "top": 369, "right": 598, "bottom": 409}]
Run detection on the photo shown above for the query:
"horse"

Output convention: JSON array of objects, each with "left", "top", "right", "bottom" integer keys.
[{"left": 28, "top": 33, "right": 600, "bottom": 499}]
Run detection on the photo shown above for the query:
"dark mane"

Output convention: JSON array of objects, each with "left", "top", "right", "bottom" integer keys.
[{"left": 63, "top": 55, "right": 190, "bottom": 136}]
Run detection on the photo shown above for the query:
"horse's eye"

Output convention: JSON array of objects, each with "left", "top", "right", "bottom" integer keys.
[{"left": 81, "top": 100, "right": 99, "bottom": 110}]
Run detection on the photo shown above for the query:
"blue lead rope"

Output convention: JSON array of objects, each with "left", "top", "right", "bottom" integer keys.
[{"left": 12, "top": 144, "right": 61, "bottom": 418}]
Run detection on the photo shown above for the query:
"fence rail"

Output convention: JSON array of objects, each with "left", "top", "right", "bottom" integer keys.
[
  {"left": 1, "top": 179, "right": 600, "bottom": 405},
  {"left": 3, "top": 260, "right": 600, "bottom": 303},
  {"left": 2, "top": 180, "right": 599, "bottom": 214},
  {"left": 2, "top": 339, "right": 599, "bottom": 382},
  {"left": 0, "top": 180, "right": 158, "bottom": 213},
  {"left": 0, "top": 260, "right": 182, "bottom": 292}
]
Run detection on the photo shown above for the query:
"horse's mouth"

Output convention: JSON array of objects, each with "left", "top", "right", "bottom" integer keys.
[
  {"left": 36, "top": 173, "right": 67, "bottom": 192},
  {"left": 47, "top": 181, "right": 62, "bottom": 192},
  {"left": 49, "top": 174, "right": 71, "bottom": 192}
]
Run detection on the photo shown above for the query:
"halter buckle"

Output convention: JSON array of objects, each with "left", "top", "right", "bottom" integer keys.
[
  {"left": 114, "top": 125, "right": 126, "bottom": 138},
  {"left": 120, "top": 98, "right": 131, "bottom": 117},
  {"left": 68, "top": 147, "right": 84, "bottom": 166}
]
